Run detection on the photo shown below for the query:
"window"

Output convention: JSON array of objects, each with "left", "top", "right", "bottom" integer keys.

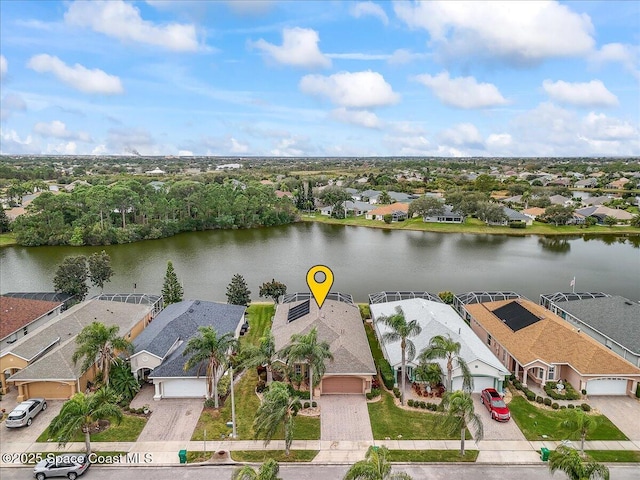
[
  {"left": 487, "top": 334, "right": 492, "bottom": 346},
  {"left": 548, "top": 366, "right": 555, "bottom": 380},
  {"left": 537, "top": 368, "right": 544, "bottom": 379},
  {"left": 294, "top": 364, "right": 302, "bottom": 375}
]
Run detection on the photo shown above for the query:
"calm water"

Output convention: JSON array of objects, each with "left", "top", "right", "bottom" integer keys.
[{"left": 1, "top": 223, "right": 639, "bottom": 302}]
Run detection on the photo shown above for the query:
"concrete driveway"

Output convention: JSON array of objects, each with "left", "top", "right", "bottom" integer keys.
[
  {"left": 472, "top": 394, "right": 525, "bottom": 441},
  {"left": 319, "top": 395, "right": 373, "bottom": 442},
  {"left": 588, "top": 396, "right": 640, "bottom": 441},
  {"left": 131, "top": 386, "right": 203, "bottom": 442},
  {"left": 0, "top": 400, "right": 64, "bottom": 445}
]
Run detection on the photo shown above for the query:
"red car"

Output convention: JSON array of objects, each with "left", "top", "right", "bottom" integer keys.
[{"left": 481, "top": 388, "right": 510, "bottom": 421}]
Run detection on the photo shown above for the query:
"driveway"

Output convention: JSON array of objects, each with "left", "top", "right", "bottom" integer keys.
[
  {"left": 0, "top": 400, "right": 64, "bottom": 446},
  {"left": 131, "top": 385, "right": 203, "bottom": 442},
  {"left": 472, "top": 394, "right": 526, "bottom": 441},
  {"left": 319, "top": 395, "right": 373, "bottom": 442},
  {"left": 588, "top": 396, "right": 640, "bottom": 441}
]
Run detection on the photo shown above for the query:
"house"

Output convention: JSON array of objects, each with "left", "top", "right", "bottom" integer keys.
[
  {"left": 454, "top": 292, "right": 640, "bottom": 396},
  {"left": 582, "top": 196, "right": 612, "bottom": 207},
  {"left": 422, "top": 205, "right": 465, "bottom": 223},
  {"left": 275, "top": 190, "right": 294, "bottom": 199},
  {"left": 522, "top": 207, "right": 546, "bottom": 220},
  {"left": 366, "top": 202, "right": 409, "bottom": 221},
  {"left": 501, "top": 195, "right": 523, "bottom": 205},
  {"left": 549, "top": 194, "right": 573, "bottom": 206},
  {"left": 540, "top": 293, "right": 640, "bottom": 368},
  {"left": 2, "top": 294, "right": 160, "bottom": 401},
  {"left": 145, "top": 168, "right": 166, "bottom": 175},
  {"left": 272, "top": 293, "right": 376, "bottom": 395},
  {"left": 490, "top": 207, "right": 533, "bottom": 226},
  {"left": 130, "top": 300, "right": 246, "bottom": 400},
  {"left": 360, "top": 189, "right": 382, "bottom": 204},
  {"left": 369, "top": 293, "right": 509, "bottom": 393},
  {"left": 575, "top": 178, "right": 598, "bottom": 188},
  {"left": 607, "top": 178, "right": 630, "bottom": 189},
  {"left": 216, "top": 163, "right": 242, "bottom": 170},
  {"left": 575, "top": 206, "right": 634, "bottom": 223},
  {"left": 320, "top": 200, "right": 374, "bottom": 217},
  {"left": 0, "top": 293, "right": 72, "bottom": 352}
]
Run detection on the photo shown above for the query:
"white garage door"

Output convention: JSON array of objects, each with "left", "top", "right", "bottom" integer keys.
[
  {"left": 161, "top": 378, "right": 206, "bottom": 398},
  {"left": 452, "top": 376, "right": 496, "bottom": 393},
  {"left": 586, "top": 378, "right": 628, "bottom": 396}
]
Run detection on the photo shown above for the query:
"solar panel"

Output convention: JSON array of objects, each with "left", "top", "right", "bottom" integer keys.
[
  {"left": 288, "top": 300, "right": 310, "bottom": 323},
  {"left": 492, "top": 301, "right": 541, "bottom": 332}
]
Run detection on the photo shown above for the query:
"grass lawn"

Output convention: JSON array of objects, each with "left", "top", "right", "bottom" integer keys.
[
  {"left": 508, "top": 397, "right": 628, "bottom": 441},
  {"left": 387, "top": 450, "right": 478, "bottom": 462},
  {"left": 0, "top": 233, "right": 17, "bottom": 247},
  {"left": 585, "top": 450, "right": 640, "bottom": 463},
  {"left": 365, "top": 323, "right": 386, "bottom": 368},
  {"left": 230, "top": 450, "right": 319, "bottom": 462},
  {"left": 36, "top": 415, "right": 147, "bottom": 443},
  {"left": 191, "top": 304, "right": 320, "bottom": 442},
  {"left": 368, "top": 391, "right": 467, "bottom": 440}
]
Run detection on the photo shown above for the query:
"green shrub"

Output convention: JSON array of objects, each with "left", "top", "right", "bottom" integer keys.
[
  {"left": 568, "top": 404, "right": 575, "bottom": 409},
  {"left": 581, "top": 389, "right": 587, "bottom": 395},
  {"left": 526, "top": 390, "right": 536, "bottom": 401},
  {"left": 358, "top": 304, "right": 371, "bottom": 321},
  {"left": 552, "top": 403, "right": 559, "bottom": 410},
  {"left": 536, "top": 396, "right": 544, "bottom": 404},
  {"left": 393, "top": 387, "right": 401, "bottom": 399},
  {"left": 581, "top": 403, "right": 591, "bottom": 412},
  {"left": 514, "top": 380, "right": 522, "bottom": 390},
  {"left": 560, "top": 405, "right": 567, "bottom": 410},
  {"left": 380, "top": 361, "right": 395, "bottom": 390},
  {"left": 311, "top": 401, "right": 317, "bottom": 408},
  {"left": 256, "top": 380, "right": 267, "bottom": 393},
  {"left": 420, "top": 401, "right": 427, "bottom": 409},
  {"left": 636, "top": 383, "right": 640, "bottom": 399},
  {"left": 407, "top": 399, "right": 415, "bottom": 407},
  {"left": 204, "top": 398, "right": 216, "bottom": 408},
  {"left": 304, "top": 402, "right": 310, "bottom": 409},
  {"left": 383, "top": 214, "right": 392, "bottom": 224},
  {"left": 543, "top": 398, "right": 552, "bottom": 406},
  {"left": 427, "top": 403, "right": 438, "bottom": 411},
  {"left": 509, "top": 221, "right": 526, "bottom": 229},
  {"left": 366, "top": 388, "right": 381, "bottom": 401}
]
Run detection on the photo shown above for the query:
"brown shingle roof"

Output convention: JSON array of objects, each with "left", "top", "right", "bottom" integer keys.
[
  {"left": 368, "top": 202, "right": 409, "bottom": 216},
  {"left": 465, "top": 299, "right": 640, "bottom": 376},
  {"left": 0, "top": 296, "right": 61, "bottom": 339}
]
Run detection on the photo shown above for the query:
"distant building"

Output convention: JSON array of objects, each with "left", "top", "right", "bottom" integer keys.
[
  {"left": 146, "top": 168, "right": 166, "bottom": 175},
  {"left": 216, "top": 163, "right": 242, "bottom": 170}
]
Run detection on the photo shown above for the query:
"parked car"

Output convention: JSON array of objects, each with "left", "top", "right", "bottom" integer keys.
[
  {"left": 480, "top": 388, "right": 510, "bottom": 421},
  {"left": 33, "top": 455, "right": 89, "bottom": 480},
  {"left": 5, "top": 398, "right": 47, "bottom": 428}
]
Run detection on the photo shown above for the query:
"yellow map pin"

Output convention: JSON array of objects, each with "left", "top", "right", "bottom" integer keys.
[{"left": 306, "top": 265, "right": 334, "bottom": 309}]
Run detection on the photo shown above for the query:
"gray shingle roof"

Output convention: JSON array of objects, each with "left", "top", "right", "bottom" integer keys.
[{"left": 503, "top": 207, "right": 530, "bottom": 221}]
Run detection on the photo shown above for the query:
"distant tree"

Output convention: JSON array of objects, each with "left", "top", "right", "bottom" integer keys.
[
  {"left": 476, "top": 202, "right": 508, "bottom": 225},
  {"left": 162, "top": 261, "right": 184, "bottom": 305},
  {"left": 438, "top": 291, "right": 454, "bottom": 304},
  {"left": 343, "top": 445, "right": 413, "bottom": 480},
  {"left": 604, "top": 216, "right": 617, "bottom": 227},
  {"left": 253, "top": 381, "right": 301, "bottom": 456},
  {"left": 53, "top": 255, "right": 89, "bottom": 300},
  {"left": 383, "top": 214, "right": 392, "bottom": 224},
  {"left": 233, "top": 459, "right": 282, "bottom": 480},
  {"left": 548, "top": 444, "right": 609, "bottom": 480},
  {"left": 72, "top": 321, "right": 133, "bottom": 387},
  {"left": 445, "top": 190, "right": 487, "bottom": 217},
  {"left": 408, "top": 196, "right": 445, "bottom": 219},
  {"left": 378, "top": 191, "right": 393, "bottom": 205},
  {"left": 631, "top": 215, "right": 640, "bottom": 228},
  {"left": 540, "top": 205, "right": 574, "bottom": 226},
  {"left": 440, "top": 390, "right": 483, "bottom": 456},
  {"left": 474, "top": 174, "right": 498, "bottom": 192},
  {"left": 227, "top": 273, "right": 251, "bottom": 306},
  {"left": 0, "top": 209, "right": 11, "bottom": 233},
  {"left": 88, "top": 250, "right": 114, "bottom": 291},
  {"left": 259, "top": 279, "right": 287, "bottom": 304}
]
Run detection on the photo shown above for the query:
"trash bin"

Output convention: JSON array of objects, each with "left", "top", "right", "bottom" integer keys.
[
  {"left": 540, "top": 447, "right": 550, "bottom": 462},
  {"left": 178, "top": 449, "right": 187, "bottom": 464}
]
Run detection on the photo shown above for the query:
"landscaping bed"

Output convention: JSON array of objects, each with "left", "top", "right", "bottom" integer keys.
[
  {"left": 387, "top": 450, "right": 478, "bottom": 462},
  {"left": 230, "top": 450, "right": 319, "bottom": 462},
  {"left": 36, "top": 414, "right": 147, "bottom": 443}
]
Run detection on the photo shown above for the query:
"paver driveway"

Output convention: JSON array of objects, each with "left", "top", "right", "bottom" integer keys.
[
  {"left": 319, "top": 395, "right": 373, "bottom": 442},
  {"left": 0, "top": 399, "right": 63, "bottom": 445},
  {"left": 472, "top": 394, "right": 525, "bottom": 441},
  {"left": 588, "top": 396, "right": 640, "bottom": 441}
]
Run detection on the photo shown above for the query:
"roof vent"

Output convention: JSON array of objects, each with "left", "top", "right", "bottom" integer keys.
[
  {"left": 188, "top": 309, "right": 194, "bottom": 313},
  {"left": 624, "top": 301, "right": 632, "bottom": 306},
  {"left": 195, "top": 300, "right": 201, "bottom": 305}
]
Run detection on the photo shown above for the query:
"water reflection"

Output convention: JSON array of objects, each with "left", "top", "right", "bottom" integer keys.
[{"left": 538, "top": 237, "right": 571, "bottom": 254}]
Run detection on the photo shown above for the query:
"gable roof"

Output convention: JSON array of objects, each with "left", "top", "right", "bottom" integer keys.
[
  {"left": 272, "top": 298, "right": 375, "bottom": 375},
  {"left": 368, "top": 202, "right": 409, "bottom": 216},
  {"left": 575, "top": 206, "right": 633, "bottom": 220},
  {"left": 137, "top": 300, "right": 246, "bottom": 378},
  {"left": 370, "top": 298, "right": 508, "bottom": 375},
  {"left": 502, "top": 206, "right": 530, "bottom": 221},
  {"left": 463, "top": 298, "right": 640, "bottom": 376},
  {"left": 0, "top": 296, "right": 62, "bottom": 339}
]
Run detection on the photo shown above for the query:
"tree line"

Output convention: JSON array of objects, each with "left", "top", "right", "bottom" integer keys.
[{"left": 11, "top": 179, "right": 297, "bottom": 246}]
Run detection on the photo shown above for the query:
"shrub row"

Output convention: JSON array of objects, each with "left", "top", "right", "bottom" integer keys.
[
  {"left": 407, "top": 399, "right": 440, "bottom": 411},
  {"left": 366, "top": 388, "right": 381, "bottom": 401},
  {"left": 379, "top": 360, "right": 395, "bottom": 390},
  {"left": 544, "top": 381, "right": 581, "bottom": 401},
  {"left": 302, "top": 401, "right": 318, "bottom": 409}
]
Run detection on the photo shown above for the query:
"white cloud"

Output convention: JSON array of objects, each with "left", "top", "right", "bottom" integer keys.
[
  {"left": 0, "top": 55, "right": 7, "bottom": 79},
  {"left": 326, "top": 53, "right": 389, "bottom": 61},
  {"left": 65, "top": 0, "right": 199, "bottom": 52},
  {"left": 0, "top": 128, "right": 38, "bottom": 154},
  {"left": 331, "top": 108, "right": 382, "bottom": 129},
  {"left": 1, "top": 93, "right": 27, "bottom": 120},
  {"left": 250, "top": 27, "right": 331, "bottom": 69},
  {"left": 413, "top": 71, "right": 507, "bottom": 109},
  {"left": 590, "top": 43, "right": 640, "bottom": 80},
  {"left": 27, "top": 54, "right": 124, "bottom": 95},
  {"left": 33, "top": 120, "right": 92, "bottom": 142},
  {"left": 106, "top": 127, "right": 157, "bottom": 155},
  {"left": 177, "top": 150, "right": 194, "bottom": 156},
  {"left": 299, "top": 71, "right": 400, "bottom": 108},
  {"left": 438, "top": 123, "right": 484, "bottom": 148},
  {"left": 230, "top": 137, "right": 249, "bottom": 153},
  {"left": 383, "top": 134, "right": 431, "bottom": 156},
  {"left": 486, "top": 133, "right": 512, "bottom": 148},
  {"left": 542, "top": 79, "right": 618, "bottom": 107},
  {"left": 388, "top": 49, "right": 430, "bottom": 65},
  {"left": 46, "top": 141, "right": 78, "bottom": 155},
  {"left": 395, "top": 1, "right": 594, "bottom": 64},
  {"left": 582, "top": 112, "right": 637, "bottom": 141},
  {"left": 350, "top": 2, "right": 389, "bottom": 25},
  {"left": 270, "top": 136, "right": 310, "bottom": 157}
]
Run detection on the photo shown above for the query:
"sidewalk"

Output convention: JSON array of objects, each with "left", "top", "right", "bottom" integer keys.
[{"left": 3, "top": 438, "right": 639, "bottom": 467}]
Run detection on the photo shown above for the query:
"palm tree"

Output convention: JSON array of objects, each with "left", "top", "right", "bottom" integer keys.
[
  {"left": 549, "top": 444, "right": 609, "bottom": 480},
  {"left": 343, "top": 446, "right": 413, "bottom": 480},
  {"left": 233, "top": 459, "right": 282, "bottom": 480},
  {"left": 560, "top": 409, "right": 600, "bottom": 456},
  {"left": 279, "top": 327, "right": 333, "bottom": 404},
  {"left": 418, "top": 334, "right": 472, "bottom": 393},
  {"left": 414, "top": 362, "right": 443, "bottom": 392},
  {"left": 183, "top": 326, "right": 238, "bottom": 408},
  {"left": 48, "top": 389, "right": 123, "bottom": 456},
  {"left": 253, "top": 381, "right": 301, "bottom": 456},
  {"left": 375, "top": 306, "right": 422, "bottom": 405},
  {"left": 242, "top": 332, "right": 276, "bottom": 384},
  {"left": 72, "top": 322, "right": 133, "bottom": 387},
  {"left": 439, "top": 390, "right": 483, "bottom": 456}
]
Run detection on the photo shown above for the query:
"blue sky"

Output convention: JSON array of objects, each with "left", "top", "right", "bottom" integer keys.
[{"left": 0, "top": 0, "right": 638, "bottom": 157}]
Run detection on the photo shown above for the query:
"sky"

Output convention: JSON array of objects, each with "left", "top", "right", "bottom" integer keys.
[{"left": 0, "top": 0, "right": 638, "bottom": 157}]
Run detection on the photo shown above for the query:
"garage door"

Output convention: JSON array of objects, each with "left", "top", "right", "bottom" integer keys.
[
  {"left": 161, "top": 378, "right": 206, "bottom": 398},
  {"left": 452, "top": 376, "right": 496, "bottom": 393},
  {"left": 25, "top": 381, "right": 73, "bottom": 400},
  {"left": 322, "top": 376, "right": 363, "bottom": 394},
  {"left": 586, "top": 378, "right": 628, "bottom": 396}
]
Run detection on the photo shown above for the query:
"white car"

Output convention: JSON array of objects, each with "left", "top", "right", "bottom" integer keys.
[
  {"left": 5, "top": 398, "right": 47, "bottom": 428},
  {"left": 33, "top": 455, "right": 89, "bottom": 480}
]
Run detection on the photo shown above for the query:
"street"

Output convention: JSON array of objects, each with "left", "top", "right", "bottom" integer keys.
[{"left": 2, "top": 464, "right": 639, "bottom": 480}]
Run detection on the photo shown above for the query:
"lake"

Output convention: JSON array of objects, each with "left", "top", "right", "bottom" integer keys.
[{"left": 1, "top": 223, "right": 639, "bottom": 303}]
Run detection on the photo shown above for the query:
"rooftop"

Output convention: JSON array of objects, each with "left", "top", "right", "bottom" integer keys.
[{"left": 0, "top": 296, "right": 63, "bottom": 339}]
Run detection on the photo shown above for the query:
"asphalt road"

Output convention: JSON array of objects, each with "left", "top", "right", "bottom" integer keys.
[{"left": 2, "top": 464, "right": 639, "bottom": 480}]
